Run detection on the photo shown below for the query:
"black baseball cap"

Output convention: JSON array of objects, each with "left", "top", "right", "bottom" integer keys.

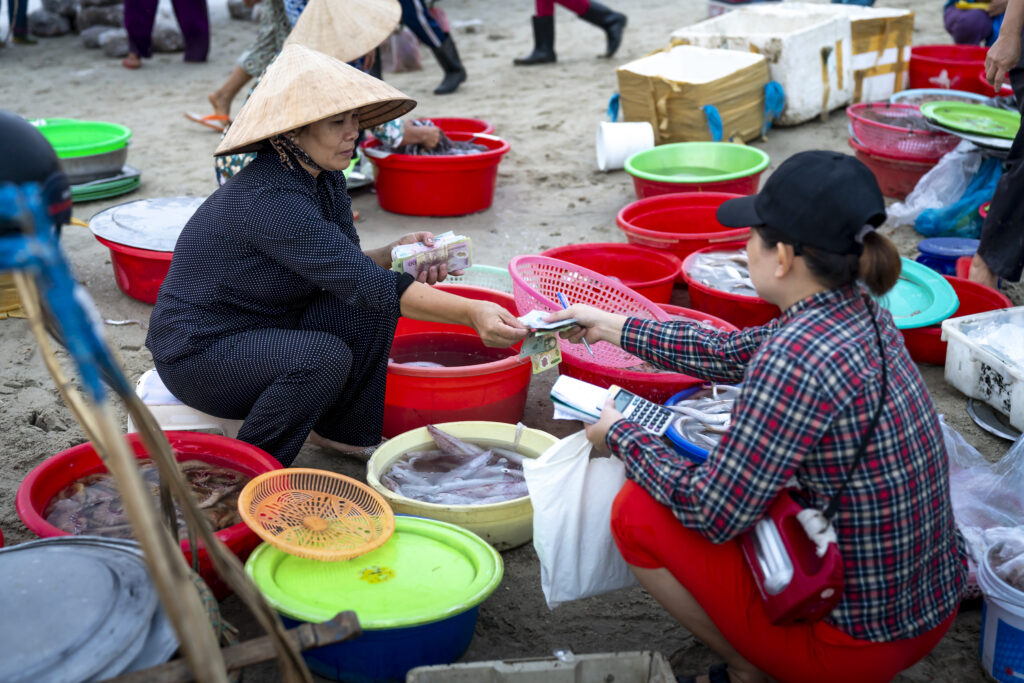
[{"left": 716, "top": 150, "right": 886, "bottom": 256}]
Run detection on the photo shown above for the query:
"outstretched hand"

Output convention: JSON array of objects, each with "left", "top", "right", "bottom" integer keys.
[
  {"left": 545, "top": 303, "right": 628, "bottom": 348},
  {"left": 469, "top": 301, "right": 528, "bottom": 348},
  {"left": 986, "top": 31, "right": 1022, "bottom": 90}
]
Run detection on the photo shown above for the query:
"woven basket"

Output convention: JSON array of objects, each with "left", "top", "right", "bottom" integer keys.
[{"left": 509, "top": 255, "right": 670, "bottom": 368}]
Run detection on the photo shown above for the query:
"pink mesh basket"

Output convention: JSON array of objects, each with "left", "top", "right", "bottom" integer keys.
[
  {"left": 509, "top": 255, "right": 671, "bottom": 368},
  {"left": 846, "top": 103, "right": 959, "bottom": 161}
]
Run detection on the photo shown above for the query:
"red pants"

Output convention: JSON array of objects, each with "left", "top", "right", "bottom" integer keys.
[
  {"left": 535, "top": 0, "right": 590, "bottom": 17},
  {"left": 610, "top": 480, "right": 955, "bottom": 683}
]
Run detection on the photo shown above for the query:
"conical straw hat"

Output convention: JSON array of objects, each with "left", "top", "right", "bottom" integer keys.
[
  {"left": 216, "top": 44, "right": 416, "bottom": 156},
  {"left": 285, "top": 0, "right": 400, "bottom": 63}
]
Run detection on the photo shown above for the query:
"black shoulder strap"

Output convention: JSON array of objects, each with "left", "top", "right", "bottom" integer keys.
[{"left": 823, "top": 298, "right": 889, "bottom": 522}]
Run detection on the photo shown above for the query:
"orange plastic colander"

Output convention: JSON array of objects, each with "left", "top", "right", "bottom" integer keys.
[{"left": 238, "top": 468, "right": 395, "bottom": 562}]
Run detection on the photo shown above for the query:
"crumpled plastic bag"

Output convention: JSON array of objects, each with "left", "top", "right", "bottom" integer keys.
[
  {"left": 887, "top": 141, "right": 982, "bottom": 227},
  {"left": 915, "top": 156, "right": 1002, "bottom": 238},
  {"left": 946, "top": 417, "right": 1024, "bottom": 564},
  {"left": 381, "top": 27, "right": 422, "bottom": 73}
]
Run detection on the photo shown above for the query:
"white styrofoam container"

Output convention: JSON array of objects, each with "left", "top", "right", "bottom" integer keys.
[
  {"left": 708, "top": 0, "right": 782, "bottom": 19},
  {"left": 670, "top": 7, "right": 853, "bottom": 125},
  {"left": 941, "top": 306, "right": 1024, "bottom": 432},
  {"left": 406, "top": 651, "right": 675, "bottom": 682},
  {"left": 779, "top": 2, "right": 914, "bottom": 103}
]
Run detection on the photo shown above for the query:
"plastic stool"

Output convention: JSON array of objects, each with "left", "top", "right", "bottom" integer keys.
[{"left": 127, "top": 369, "right": 243, "bottom": 438}]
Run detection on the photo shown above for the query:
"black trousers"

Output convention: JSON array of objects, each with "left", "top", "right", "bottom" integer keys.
[
  {"left": 977, "top": 58, "right": 1024, "bottom": 282},
  {"left": 155, "top": 293, "right": 398, "bottom": 466}
]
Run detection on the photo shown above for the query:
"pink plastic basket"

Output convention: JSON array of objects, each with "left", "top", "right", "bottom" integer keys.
[
  {"left": 846, "top": 103, "right": 958, "bottom": 161},
  {"left": 509, "top": 255, "right": 671, "bottom": 368}
]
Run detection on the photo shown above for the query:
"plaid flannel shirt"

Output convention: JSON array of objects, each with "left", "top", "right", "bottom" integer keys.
[{"left": 608, "top": 285, "right": 967, "bottom": 642}]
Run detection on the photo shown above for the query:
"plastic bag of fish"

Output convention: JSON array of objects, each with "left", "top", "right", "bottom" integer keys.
[
  {"left": 668, "top": 384, "right": 741, "bottom": 451},
  {"left": 687, "top": 250, "right": 758, "bottom": 297},
  {"left": 382, "top": 424, "right": 530, "bottom": 505}
]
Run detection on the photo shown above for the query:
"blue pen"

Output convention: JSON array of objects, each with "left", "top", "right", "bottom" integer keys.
[{"left": 556, "top": 292, "right": 595, "bottom": 357}]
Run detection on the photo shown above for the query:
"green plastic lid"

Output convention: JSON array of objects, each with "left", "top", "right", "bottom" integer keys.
[
  {"left": 920, "top": 101, "right": 1021, "bottom": 140},
  {"left": 625, "top": 142, "right": 770, "bottom": 184},
  {"left": 34, "top": 120, "right": 132, "bottom": 158},
  {"left": 874, "top": 258, "right": 959, "bottom": 330},
  {"left": 246, "top": 516, "right": 503, "bottom": 629}
]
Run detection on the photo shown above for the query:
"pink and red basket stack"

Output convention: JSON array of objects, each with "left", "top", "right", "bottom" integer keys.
[{"left": 846, "top": 102, "right": 959, "bottom": 200}]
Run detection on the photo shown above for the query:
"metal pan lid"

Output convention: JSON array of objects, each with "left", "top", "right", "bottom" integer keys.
[{"left": 88, "top": 195, "right": 206, "bottom": 252}]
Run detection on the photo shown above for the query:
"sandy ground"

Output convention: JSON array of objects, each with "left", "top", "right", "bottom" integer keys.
[{"left": 1, "top": 0, "right": 1022, "bottom": 679}]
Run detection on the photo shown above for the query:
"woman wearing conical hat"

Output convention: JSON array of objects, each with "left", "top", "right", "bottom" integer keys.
[{"left": 146, "top": 44, "right": 527, "bottom": 467}]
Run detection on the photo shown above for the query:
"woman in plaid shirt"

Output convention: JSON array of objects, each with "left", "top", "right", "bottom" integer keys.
[{"left": 549, "top": 152, "right": 967, "bottom": 683}]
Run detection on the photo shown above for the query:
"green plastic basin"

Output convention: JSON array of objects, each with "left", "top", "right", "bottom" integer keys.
[
  {"left": 34, "top": 120, "right": 132, "bottom": 159},
  {"left": 625, "top": 142, "right": 770, "bottom": 184},
  {"left": 246, "top": 515, "right": 503, "bottom": 629}
]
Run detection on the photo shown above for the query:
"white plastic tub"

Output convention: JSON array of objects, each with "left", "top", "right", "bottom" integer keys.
[
  {"left": 406, "top": 651, "right": 676, "bottom": 682},
  {"left": 978, "top": 543, "right": 1024, "bottom": 680},
  {"left": 670, "top": 6, "right": 852, "bottom": 125},
  {"left": 941, "top": 306, "right": 1024, "bottom": 432}
]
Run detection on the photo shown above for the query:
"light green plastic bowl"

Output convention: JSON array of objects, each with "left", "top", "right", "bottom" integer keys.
[
  {"left": 625, "top": 142, "right": 770, "bottom": 184},
  {"left": 34, "top": 120, "right": 132, "bottom": 158}
]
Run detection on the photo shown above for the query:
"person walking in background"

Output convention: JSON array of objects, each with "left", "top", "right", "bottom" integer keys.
[
  {"left": 397, "top": 0, "right": 466, "bottom": 94},
  {"left": 3, "top": 0, "right": 37, "bottom": 45},
  {"left": 122, "top": 0, "right": 209, "bottom": 68},
  {"left": 970, "top": 0, "right": 1024, "bottom": 287},
  {"left": 514, "top": 0, "right": 626, "bottom": 66}
]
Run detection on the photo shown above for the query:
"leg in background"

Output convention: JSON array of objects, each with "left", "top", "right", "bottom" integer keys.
[
  {"left": 398, "top": 0, "right": 466, "bottom": 94},
  {"left": 944, "top": 5, "right": 994, "bottom": 45},
  {"left": 123, "top": 0, "right": 159, "bottom": 60},
  {"left": 170, "top": 0, "right": 210, "bottom": 62},
  {"left": 577, "top": 0, "right": 626, "bottom": 58},
  {"left": 208, "top": 67, "right": 251, "bottom": 119}
]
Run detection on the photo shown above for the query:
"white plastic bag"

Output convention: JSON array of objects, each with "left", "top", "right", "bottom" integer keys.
[
  {"left": 522, "top": 431, "right": 636, "bottom": 609},
  {"left": 886, "top": 141, "right": 982, "bottom": 227}
]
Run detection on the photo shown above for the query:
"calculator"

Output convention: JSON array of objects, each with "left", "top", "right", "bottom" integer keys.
[{"left": 608, "top": 385, "right": 675, "bottom": 436}]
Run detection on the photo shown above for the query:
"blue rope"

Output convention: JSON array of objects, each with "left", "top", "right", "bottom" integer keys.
[
  {"left": 703, "top": 105, "right": 723, "bottom": 142},
  {"left": 0, "top": 184, "right": 131, "bottom": 401},
  {"left": 607, "top": 93, "right": 621, "bottom": 122},
  {"left": 763, "top": 81, "right": 786, "bottom": 137}
]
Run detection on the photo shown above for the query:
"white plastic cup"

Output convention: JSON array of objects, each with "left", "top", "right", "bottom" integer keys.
[{"left": 595, "top": 121, "right": 655, "bottom": 172}]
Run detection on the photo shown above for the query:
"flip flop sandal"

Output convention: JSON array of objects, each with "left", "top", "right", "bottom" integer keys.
[
  {"left": 184, "top": 112, "right": 231, "bottom": 132},
  {"left": 677, "top": 662, "right": 729, "bottom": 683}
]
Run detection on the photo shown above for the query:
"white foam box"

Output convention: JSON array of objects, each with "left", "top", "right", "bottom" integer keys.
[
  {"left": 779, "top": 2, "right": 914, "bottom": 103},
  {"left": 941, "top": 306, "right": 1024, "bottom": 432},
  {"left": 708, "top": 0, "right": 782, "bottom": 19},
  {"left": 670, "top": 6, "right": 853, "bottom": 126},
  {"left": 406, "top": 651, "right": 675, "bottom": 682}
]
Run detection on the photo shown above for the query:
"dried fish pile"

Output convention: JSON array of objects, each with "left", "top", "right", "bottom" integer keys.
[
  {"left": 382, "top": 424, "right": 529, "bottom": 505},
  {"left": 45, "top": 459, "right": 247, "bottom": 538},
  {"left": 687, "top": 250, "right": 757, "bottom": 297},
  {"left": 668, "top": 384, "right": 741, "bottom": 451}
]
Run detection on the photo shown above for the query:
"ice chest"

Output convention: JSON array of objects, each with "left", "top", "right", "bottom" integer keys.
[
  {"left": 670, "top": 6, "right": 852, "bottom": 125},
  {"left": 617, "top": 45, "right": 770, "bottom": 144},
  {"left": 406, "top": 651, "right": 675, "bottom": 682},
  {"left": 941, "top": 306, "right": 1024, "bottom": 432},
  {"left": 774, "top": 3, "right": 914, "bottom": 103}
]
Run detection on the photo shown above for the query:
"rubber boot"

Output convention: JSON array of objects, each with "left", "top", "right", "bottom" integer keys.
[
  {"left": 513, "top": 15, "right": 556, "bottom": 66},
  {"left": 580, "top": 1, "right": 627, "bottom": 58},
  {"left": 431, "top": 35, "right": 466, "bottom": 95}
]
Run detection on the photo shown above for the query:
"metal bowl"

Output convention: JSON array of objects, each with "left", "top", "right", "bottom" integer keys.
[{"left": 60, "top": 146, "right": 129, "bottom": 185}]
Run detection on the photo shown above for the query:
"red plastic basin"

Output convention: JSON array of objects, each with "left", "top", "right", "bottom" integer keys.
[
  {"left": 363, "top": 132, "right": 510, "bottom": 216},
  {"left": 848, "top": 138, "right": 937, "bottom": 200},
  {"left": 976, "top": 70, "right": 1015, "bottom": 98},
  {"left": 616, "top": 192, "right": 750, "bottom": 267},
  {"left": 95, "top": 235, "right": 172, "bottom": 305},
  {"left": 384, "top": 284, "right": 531, "bottom": 437},
  {"left": 630, "top": 172, "right": 762, "bottom": 200},
  {"left": 15, "top": 431, "right": 281, "bottom": 599},
  {"left": 901, "top": 275, "right": 1012, "bottom": 365},
  {"left": 680, "top": 243, "right": 781, "bottom": 329},
  {"left": 909, "top": 45, "right": 989, "bottom": 94},
  {"left": 539, "top": 243, "right": 682, "bottom": 304},
  {"left": 559, "top": 304, "right": 738, "bottom": 403},
  {"left": 428, "top": 117, "right": 495, "bottom": 135}
]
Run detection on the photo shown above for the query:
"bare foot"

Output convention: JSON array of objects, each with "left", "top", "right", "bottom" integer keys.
[
  {"left": 968, "top": 253, "right": 999, "bottom": 289},
  {"left": 208, "top": 91, "right": 231, "bottom": 119},
  {"left": 306, "top": 431, "right": 384, "bottom": 461},
  {"left": 122, "top": 53, "right": 142, "bottom": 69}
]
